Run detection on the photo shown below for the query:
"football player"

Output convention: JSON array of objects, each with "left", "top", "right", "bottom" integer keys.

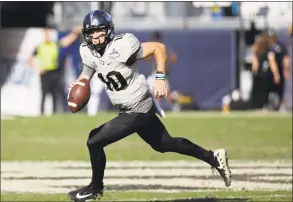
[{"left": 67, "top": 10, "right": 231, "bottom": 202}]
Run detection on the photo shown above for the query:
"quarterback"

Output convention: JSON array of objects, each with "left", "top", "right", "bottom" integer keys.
[{"left": 67, "top": 10, "right": 232, "bottom": 201}]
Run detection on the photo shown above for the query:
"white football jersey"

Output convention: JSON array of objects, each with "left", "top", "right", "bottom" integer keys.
[{"left": 79, "top": 33, "right": 153, "bottom": 113}]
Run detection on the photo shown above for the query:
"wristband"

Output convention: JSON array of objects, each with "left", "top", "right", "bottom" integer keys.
[{"left": 155, "top": 71, "right": 166, "bottom": 80}]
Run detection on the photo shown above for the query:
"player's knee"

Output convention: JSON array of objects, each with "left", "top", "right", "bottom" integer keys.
[
  {"left": 87, "top": 137, "right": 95, "bottom": 148},
  {"left": 87, "top": 137, "right": 94, "bottom": 147},
  {"left": 152, "top": 141, "right": 172, "bottom": 153},
  {"left": 87, "top": 137, "right": 104, "bottom": 148},
  {"left": 155, "top": 137, "right": 177, "bottom": 153},
  {"left": 151, "top": 145, "right": 167, "bottom": 153},
  {"left": 87, "top": 128, "right": 101, "bottom": 147}
]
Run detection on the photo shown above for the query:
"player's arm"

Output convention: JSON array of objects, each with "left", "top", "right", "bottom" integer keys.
[
  {"left": 68, "top": 65, "right": 95, "bottom": 92},
  {"left": 76, "top": 43, "right": 96, "bottom": 81},
  {"left": 116, "top": 34, "right": 167, "bottom": 73},
  {"left": 69, "top": 44, "right": 95, "bottom": 91},
  {"left": 283, "top": 55, "right": 290, "bottom": 79},
  {"left": 267, "top": 51, "right": 280, "bottom": 84},
  {"left": 118, "top": 33, "right": 168, "bottom": 98},
  {"left": 251, "top": 44, "right": 259, "bottom": 74},
  {"left": 144, "top": 49, "right": 177, "bottom": 64},
  {"left": 139, "top": 42, "right": 168, "bottom": 98},
  {"left": 78, "top": 65, "right": 96, "bottom": 81},
  {"left": 282, "top": 47, "right": 290, "bottom": 79},
  {"left": 138, "top": 42, "right": 167, "bottom": 73}
]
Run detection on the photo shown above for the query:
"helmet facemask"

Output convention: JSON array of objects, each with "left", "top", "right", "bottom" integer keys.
[{"left": 82, "top": 24, "right": 114, "bottom": 51}]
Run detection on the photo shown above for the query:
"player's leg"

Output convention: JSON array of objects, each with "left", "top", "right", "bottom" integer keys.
[
  {"left": 136, "top": 106, "right": 231, "bottom": 187},
  {"left": 137, "top": 107, "right": 216, "bottom": 165},
  {"left": 277, "top": 79, "right": 286, "bottom": 111},
  {"left": 49, "top": 71, "right": 60, "bottom": 114},
  {"left": 40, "top": 74, "right": 50, "bottom": 115},
  {"left": 67, "top": 112, "right": 146, "bottom": 201}
]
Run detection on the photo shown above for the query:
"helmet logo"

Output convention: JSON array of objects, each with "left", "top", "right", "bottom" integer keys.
[{"left": 92, "top": 19, "right": 99, "bottom": 26}]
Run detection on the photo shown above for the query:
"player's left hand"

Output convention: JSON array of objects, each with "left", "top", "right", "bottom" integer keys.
[{"left": 153, "top": 80, "right": 168, "bottom": 99}]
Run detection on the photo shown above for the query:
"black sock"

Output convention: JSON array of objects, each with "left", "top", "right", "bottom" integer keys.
[{"left": 87, "top": 145, "right": 106, "bottom": 190}]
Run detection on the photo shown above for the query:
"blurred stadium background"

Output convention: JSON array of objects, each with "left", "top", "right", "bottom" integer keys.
[
  {"left": 1, "top": 1, "right": 292, "bottom": 201},
  {"left": 0, "top": 1, "right": 292, "bottom": 116}
]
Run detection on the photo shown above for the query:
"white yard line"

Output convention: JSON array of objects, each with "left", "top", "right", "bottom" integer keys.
[
  {"left": 2, "top": 160, "right": 292, "bottom": 168},
  {"left": 1, "top": 161, "right": 292, "bottom": 194}
]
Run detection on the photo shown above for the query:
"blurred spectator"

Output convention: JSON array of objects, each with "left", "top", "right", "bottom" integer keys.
[
  {"left": 225, "top": 34, "right": 281, "bottom": 111},
  {"left": 265, "top": 29, "right": 290, "bottom": 110},
  {"left": 249, "top": 34, "right": 276, "bottom": 110},
  {"left": 29, "top": 25, "right": 82, "bottom": 115},
  {"left": 210, "top": 4, "right": 223, "bottom": 20},
  {"left": 224, "top": 28, "right": 292, "bottom": 112}
]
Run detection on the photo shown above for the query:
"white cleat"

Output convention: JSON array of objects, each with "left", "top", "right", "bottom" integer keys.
[{"left": 212, "top": 148, "right": 232, "bottom": 187}]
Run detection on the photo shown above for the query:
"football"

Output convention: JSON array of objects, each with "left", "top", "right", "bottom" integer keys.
[{"left": 67, "top": 78, "right": 91, "bottom": 113}]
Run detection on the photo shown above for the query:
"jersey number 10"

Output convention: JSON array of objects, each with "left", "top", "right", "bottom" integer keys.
[{"left": 98, "top": 71, "right": 128, "bottom": 91}]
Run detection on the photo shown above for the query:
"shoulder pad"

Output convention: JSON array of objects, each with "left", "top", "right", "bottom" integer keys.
[
  {"left": 79, "top": 43, "right": 93, "bottom": 67},
  {"left": 110, "top": 33, "right": 141, "bottom": 63}
]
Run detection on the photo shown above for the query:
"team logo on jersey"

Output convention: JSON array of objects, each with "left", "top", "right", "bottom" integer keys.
[
  {"left": 93, "top": 62, "right": 98, "bottom": 69},
  {"left": 109, "top": 48, "right": 120, "bottom": 59},
  {"left": 99, "top": 59, "right": 104, "bottom": 65}
]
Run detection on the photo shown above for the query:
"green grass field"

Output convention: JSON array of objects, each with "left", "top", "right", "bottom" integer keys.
[
  {"left": 1, "top": 111, "right": 292, "bottom": 201},
  {"left": 1, "top": 190, "right": 292, "bottom": 201}
]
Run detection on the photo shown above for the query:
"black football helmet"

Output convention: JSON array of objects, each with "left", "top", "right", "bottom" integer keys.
[{"left": 82, "top": 10, "right": 114, "bottom": 50}]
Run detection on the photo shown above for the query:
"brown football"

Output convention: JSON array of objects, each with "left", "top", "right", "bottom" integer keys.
[{"left": 67, "top": 78, "right": 91, "bottom": 113}]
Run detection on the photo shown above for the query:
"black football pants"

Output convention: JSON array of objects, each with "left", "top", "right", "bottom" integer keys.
[
  {"left": 40, "top": 70, "right": 61, "bottom": 114},
  {"left": 86, "top": 105, "right": 216, "bottom": 189}
]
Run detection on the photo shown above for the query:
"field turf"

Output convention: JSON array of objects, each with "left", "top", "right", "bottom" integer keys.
[{"left": 1, "top": 111, "right": 292, "bottom": 201}]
